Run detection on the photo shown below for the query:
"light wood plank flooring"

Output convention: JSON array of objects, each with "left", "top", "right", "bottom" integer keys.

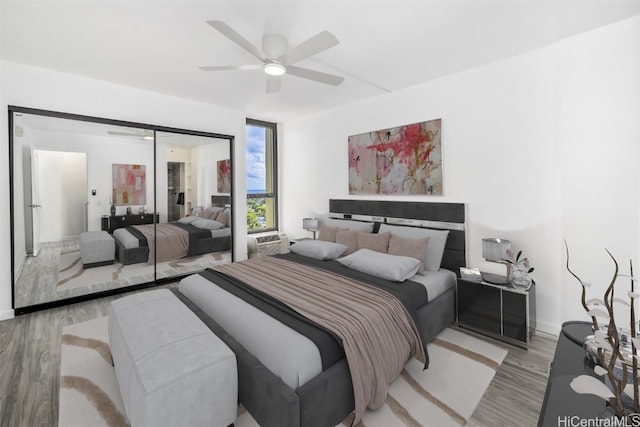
[{"left": 0, "top": 283, "right": 556, "bottom": 427}]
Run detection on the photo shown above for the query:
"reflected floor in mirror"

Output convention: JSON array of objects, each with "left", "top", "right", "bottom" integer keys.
[{"left": 14, "top": 239, "right": 232, "bottom": 308}]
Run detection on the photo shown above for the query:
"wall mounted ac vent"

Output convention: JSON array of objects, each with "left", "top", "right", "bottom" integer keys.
[{"left": 247, "top": 233, "right": 290, "bottom": 258}]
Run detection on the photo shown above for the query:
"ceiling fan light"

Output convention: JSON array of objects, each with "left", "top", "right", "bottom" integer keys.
[{"left": 264, "top": 62, "right": 286, "bottom": 76}]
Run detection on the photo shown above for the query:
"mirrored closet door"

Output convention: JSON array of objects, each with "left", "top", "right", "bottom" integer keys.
[{"left": 9, "top": 107, "right": 234, "bottom": 313}]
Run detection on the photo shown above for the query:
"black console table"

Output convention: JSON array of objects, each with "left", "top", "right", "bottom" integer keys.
[
  {"left": 538, "top": 321, "right": 612, "bottom": 426},
  {"left": 101, "top": 213, "right": 158, "bottom": 234}
]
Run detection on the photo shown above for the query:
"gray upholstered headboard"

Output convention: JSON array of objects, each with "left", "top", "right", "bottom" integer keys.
[{"left": 328, "top": 199, "right": 466, "bottom": 274}]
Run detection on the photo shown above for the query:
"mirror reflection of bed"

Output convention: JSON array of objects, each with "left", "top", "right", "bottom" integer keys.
[{"left": 11, "top": 108, "right": 234, "bottom": 311}]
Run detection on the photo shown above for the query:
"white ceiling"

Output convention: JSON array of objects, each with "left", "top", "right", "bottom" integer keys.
[{"left": 2, "top": 1, "right": 640, "bottom": 122}]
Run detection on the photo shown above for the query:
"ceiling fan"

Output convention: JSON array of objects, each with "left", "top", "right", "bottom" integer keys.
[{"left": 199, "top": 20, "right": 344, "bottom": 93}]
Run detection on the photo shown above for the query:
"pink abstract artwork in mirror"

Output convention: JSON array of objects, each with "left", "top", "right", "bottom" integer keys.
[{"left": 112, "top": 163, "right": 146, "bottom": 206}]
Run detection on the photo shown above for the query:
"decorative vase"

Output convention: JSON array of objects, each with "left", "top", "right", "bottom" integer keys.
[
  {"left": 509, "top": 264, "right": 532, "bottom": 289},
  {"left": 110, "top": 204, "right": 116, "bottom": 216}
]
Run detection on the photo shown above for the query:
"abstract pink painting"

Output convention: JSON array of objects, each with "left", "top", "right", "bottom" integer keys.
[
  {"left": 217, "top": 159, "right": 231, "bottom": 193},
  {"left": 112, "top": 164, "right": 146, "bottom": 206},
  {"left": 348, "top": 119, "right": 442, "bottom": 195}
]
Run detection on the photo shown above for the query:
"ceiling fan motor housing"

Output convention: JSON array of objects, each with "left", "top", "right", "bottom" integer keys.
[{"left": 262, "top": 34, "right": 288, "bottom": 58}]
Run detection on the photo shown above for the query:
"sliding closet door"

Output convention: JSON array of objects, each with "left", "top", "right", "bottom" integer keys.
[
  {"left": 154, "top": 132, "right": 233, "bottom": 282},
  {"left": 10, "top": 106, "right": 234, "bottom": 313},
  {"left": 11, "top": 110, "right": 156, "bottom": 310}
]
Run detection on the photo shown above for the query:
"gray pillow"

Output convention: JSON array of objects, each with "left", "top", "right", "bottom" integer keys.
[
  {"left": 290, "top": 240, "right": 348, "bottom": 260},
  {"left": 191, "top": 218, "right": 224, "bottom": 230},
  {"left": 379, "top": 224, "right": 449, "bottom": 272},
  {"left": 337, "top": 248, "right": 421, "bottom": 282},
  {"left": 177, "top": 216, "right": 199, "bottom": 224}
]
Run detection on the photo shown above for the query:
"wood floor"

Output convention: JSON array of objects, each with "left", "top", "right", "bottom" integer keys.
[{"left": 0, "top": 282, "right": 556, "bottom": 427}]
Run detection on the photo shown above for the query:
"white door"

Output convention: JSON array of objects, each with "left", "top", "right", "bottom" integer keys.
[
  {"left": 28, "top": 149, "right": 42, "bottom": 256},
  {"left": 36, "top": 150, "right": 88, "bottom": 242}
]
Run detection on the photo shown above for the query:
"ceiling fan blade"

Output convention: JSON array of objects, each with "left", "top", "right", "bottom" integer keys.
[
  {"left": 286, "top": 65, "right": 344, "bottom": 86},
  {"left": 266, "top": 75, "right": 281, "bottom": 94},
  {"left": 278, "top": 31, "right": 339, "bottom": 65},
  {"left": 207, "top": 20, "right": 264, "bottom": 62},
  {"left": 199, "top": 65, "right": 262, "bottom": 72}
]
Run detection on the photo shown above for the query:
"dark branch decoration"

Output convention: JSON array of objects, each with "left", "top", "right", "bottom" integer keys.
[{"left": 565, "top": 240, "right": 639, "bottom": 419}]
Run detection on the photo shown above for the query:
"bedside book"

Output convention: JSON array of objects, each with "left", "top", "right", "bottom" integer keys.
[{"left": 459, "top": 267, "right": 482, "bottom": 281}]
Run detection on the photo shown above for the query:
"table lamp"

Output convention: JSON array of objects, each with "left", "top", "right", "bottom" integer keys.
[
  {"left": 481, "top": 237, "right": 511, "bottom": 285},
  {"left": 302, "top": 218, "right": 319, "bottom": 240}
]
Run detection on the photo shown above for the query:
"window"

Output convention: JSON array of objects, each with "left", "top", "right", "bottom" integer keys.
[{"left": 246, "top": 119, "right": 277, "bottom": 233}]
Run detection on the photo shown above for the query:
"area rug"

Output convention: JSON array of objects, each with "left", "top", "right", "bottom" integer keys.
[
  {"left": 56, "top": 249, "right": 231, "bottom": 291},
  {"left": 59, "top": 317, "right": 507, "bottom": 427}
]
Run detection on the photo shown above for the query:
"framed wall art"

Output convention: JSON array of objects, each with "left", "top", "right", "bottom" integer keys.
[
  {"left": 348, "top": 118, "right": 442, "bottom": 195},
  {"left": 217, "top": 159, "right": 231, "bottom": 193},
  {"left": 112, "top": 163, "right": 146, "bottom": 206}
]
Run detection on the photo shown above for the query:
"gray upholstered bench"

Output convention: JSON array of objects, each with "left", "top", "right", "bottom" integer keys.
[
  {"left": 79, "top": 230, "right": 115, "bottom": 268},
  {"left": 108, "top": 289, "right": 237, "bottom": 427}
]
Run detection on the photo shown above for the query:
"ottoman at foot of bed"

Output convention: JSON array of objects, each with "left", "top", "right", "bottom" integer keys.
[
  {"left": 79, "top": 231, "right": 115, "bottom": 268},
  {"left": 108, "top": 289, "right": 238, "bottom": 427}
]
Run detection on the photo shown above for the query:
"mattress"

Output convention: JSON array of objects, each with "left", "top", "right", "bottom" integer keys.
[
  {"left": 177, "top": 262, "right": 455, "bottom": 390},
  {"left": 113, "top": 225, "right": 230, "bottom": 249},
  {"left": 409, "top": 268, "right": 457, "bottom": 302}
]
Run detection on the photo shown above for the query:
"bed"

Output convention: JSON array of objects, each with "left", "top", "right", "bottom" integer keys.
[
  {"left": 113, "top": 205, "right": 232, "bottom": 265},
  {"left": 175, "top": 199, "right": 466, "bottom": 427}
]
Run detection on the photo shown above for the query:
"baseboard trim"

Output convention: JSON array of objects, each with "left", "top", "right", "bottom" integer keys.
[
  {"left": 0, "top": 309, "right": 15, "bottom": 322},
  {"left": 535, "top": 320, "right": 561, "bottom": 338}
]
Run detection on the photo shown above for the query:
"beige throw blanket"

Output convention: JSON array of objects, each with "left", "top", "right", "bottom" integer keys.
[
  {"left": 132, "top": 224, "right": 189, "bottom": 263},
  {"left": 213, "top": 256, "right": 426, "bottom": 424}
]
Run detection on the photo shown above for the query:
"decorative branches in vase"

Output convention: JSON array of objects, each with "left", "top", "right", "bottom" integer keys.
[{"left": 565, "top": 241, "right": 640, "bottom": 420}]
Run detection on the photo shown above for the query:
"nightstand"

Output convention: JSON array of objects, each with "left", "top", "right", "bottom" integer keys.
[{"left": 456, "top": 275, "right": 536, "bottom": 348}]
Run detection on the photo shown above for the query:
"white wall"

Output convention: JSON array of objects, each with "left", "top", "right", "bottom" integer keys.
[
  {"left": 195, "top": 142, "right": 231, "bottom": 206},
  {"left": 557, "top": 17, "right": 640, "bottom": 328},
  {"left": 281, "top": 16, "right": 640, "bottom": 334},
  {"left": 19, "top": 129, "right": 155, "bottom": 228},
  {"left": 0, "top": 61, "right": 247, "bottom": 320}
]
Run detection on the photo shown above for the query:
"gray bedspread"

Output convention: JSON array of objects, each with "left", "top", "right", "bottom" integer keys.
[
  {"left": 133, "top": 223, "right": 189, "bottom": 262},
  {"left": 213, "top": 256, "right": 426, "bottom": 424}
]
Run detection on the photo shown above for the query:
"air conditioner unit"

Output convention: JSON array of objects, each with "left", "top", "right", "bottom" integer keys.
[{"left": 247, "top": 233, "right": 290, "bottom": 258}]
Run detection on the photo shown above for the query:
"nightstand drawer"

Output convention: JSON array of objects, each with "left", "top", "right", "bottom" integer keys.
[
  {"left": 456, "top": 274, "right": 535, "bottom": 348},
  {"left": 457, "top": 280, "right": 500, "bottom": 310},
  {"left": 502, "top": 291, "right": 527, "bottom": 316},
  {"left": 458, "top": 306, "right": 501, "bottom": 335}
]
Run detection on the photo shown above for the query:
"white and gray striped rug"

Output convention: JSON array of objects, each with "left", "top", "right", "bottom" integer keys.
[{"left": 59, "top": 317, "right": 506, "bottom": 427}]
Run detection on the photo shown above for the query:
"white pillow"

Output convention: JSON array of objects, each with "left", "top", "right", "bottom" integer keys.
[
  {"left": 337, "top": 248, "right": 421, "bottom": 282},
  {"left": 379, "top": 224, "right": 449, "bottom": 272},
  {"left": 290, "top": 240, "right": 348, "bottom": 260},
  {"left": 191, "top": 218, "right": 224, "bottom": 230}
]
